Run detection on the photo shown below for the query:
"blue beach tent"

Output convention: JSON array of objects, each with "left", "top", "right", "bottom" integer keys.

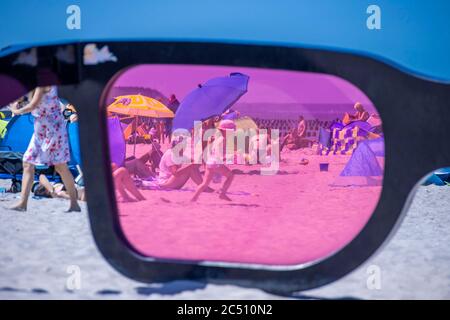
[
  {"left": 0, "top": 114, "right": 34, "bottom": 153},
  {"left": 332, "top": 138, "right": 385, "bottom": 187}
]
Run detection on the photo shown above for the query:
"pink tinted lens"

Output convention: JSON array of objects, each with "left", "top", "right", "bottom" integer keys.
[{"left": 105, "top": 65, "right": 384, "bottom": 266}]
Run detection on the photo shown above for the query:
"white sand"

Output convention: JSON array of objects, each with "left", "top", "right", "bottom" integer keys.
[{"left": 0, "top": 179, "right": 449, "bottom": 299}]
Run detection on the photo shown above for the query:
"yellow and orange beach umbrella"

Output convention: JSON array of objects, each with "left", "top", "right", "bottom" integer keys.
[{"left": 107, "top": 94, "right": 174, "bottom": 118}]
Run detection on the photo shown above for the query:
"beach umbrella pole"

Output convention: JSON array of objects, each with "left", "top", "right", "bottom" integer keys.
[{"left": 133, "top": 116, "right": 137, "bottom": 157}]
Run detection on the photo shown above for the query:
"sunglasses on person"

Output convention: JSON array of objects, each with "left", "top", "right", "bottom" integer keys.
[{"left": 0, "top": 40, "right": 449, "bottom": 294}]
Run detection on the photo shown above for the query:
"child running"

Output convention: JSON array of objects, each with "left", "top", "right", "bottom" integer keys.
[{"left": 191, "top": 120, "right": 235, "bottom": 202}]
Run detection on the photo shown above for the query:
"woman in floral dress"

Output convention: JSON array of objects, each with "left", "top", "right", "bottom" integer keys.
[{"left": 10, "top": 86, "right": 80, "bottom": 212}]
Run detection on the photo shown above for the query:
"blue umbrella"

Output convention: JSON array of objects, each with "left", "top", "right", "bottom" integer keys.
[{"left": 172, "top": 73, "right": 249, "bottom": 132}]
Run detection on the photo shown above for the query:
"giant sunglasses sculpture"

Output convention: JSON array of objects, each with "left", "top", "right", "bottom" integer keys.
[{"left": 1, "top": 2, "right": 449, "bottom": 294}]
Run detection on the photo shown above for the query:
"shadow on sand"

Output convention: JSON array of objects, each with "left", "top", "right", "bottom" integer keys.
[{"left": 135, "top": 280, "right": 207, "bottom": 296}]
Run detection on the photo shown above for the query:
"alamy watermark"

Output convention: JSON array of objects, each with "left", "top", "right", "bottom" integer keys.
[
  {"left": 66, "top": 5, "right": 81, "bottom": 30},
  {"left": 367, "top": 5, "right": 381, "bottom": 30},
  {"left": 366, "top": 264, "right": 382, "bottom": 290},
  {"left": 66, "top": 265, "right": 82, "bottom": 291},
  {"left": 171, "top": 121, "right": 280, "bottom": 175}
]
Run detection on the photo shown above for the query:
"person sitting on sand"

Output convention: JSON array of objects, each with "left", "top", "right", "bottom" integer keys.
[
  {"left": 248, "top": 131, "right": 273, "bottom": 164},
  {"left": 33, "top": 174, "right": 86, "bottom": 201},
  {"left": 111, "top": 163, "right": 146, "bottom": 202},
  {"left": 297, "top": 116, "right": 306, "bottom": 138},
  {"left": 343, "top": 102, "right": 370, "bottom": 125},
  {"left": 124, "top": 140, "right": 162, "bottom": 179},
  {"left": 191, "top": 120, "right": 235, "bottom": 202},
  {"left": 280, "top": 126, "right": 300, "bottom": 151},
  {"left": 157, "top": 137, "right": 214, "bottom": 191}
]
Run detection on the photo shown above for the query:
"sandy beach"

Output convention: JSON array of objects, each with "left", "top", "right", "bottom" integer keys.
[
  {"left": 1, "top": 170, "right": 449, "bottom": 299},
  {"left": 118, "top": 145, "right": 382, "bottom": 266},
  {"left": 0, "top": 64, "right": 448, "bottom": 300}
]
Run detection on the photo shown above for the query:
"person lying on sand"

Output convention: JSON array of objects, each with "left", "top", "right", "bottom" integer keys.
[
  {"left": 157, "top": 137, "right": 214, "bottom": 192},
  {"left": 111, "top": 163, "right": 146, "bottom": 202},
  {"left": 34, "top": 174, "right": 86, "bottom": 201},
  {"left": 124, "top": 141, "right": 162, "bottom": 179},
  {"left": 191, "top": 120, "right": 235, "bottom": 202}
]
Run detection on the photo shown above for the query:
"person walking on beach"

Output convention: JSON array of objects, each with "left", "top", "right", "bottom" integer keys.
[{"left": 9, "top": 86, "right": 81, "bottom": 212}]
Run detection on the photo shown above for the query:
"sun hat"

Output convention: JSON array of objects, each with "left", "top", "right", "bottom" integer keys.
[{"left": 217, "top": 119, "right": 236, "bottom": 131}]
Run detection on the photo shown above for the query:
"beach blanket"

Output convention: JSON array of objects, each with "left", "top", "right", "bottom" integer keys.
[{"left": 136, "top": 178, "right": 253, "bottom": 195}]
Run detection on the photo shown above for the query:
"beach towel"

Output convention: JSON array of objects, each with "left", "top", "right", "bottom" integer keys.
[{"left": 320, "top": 123, "right": 378, "bottom": 155}]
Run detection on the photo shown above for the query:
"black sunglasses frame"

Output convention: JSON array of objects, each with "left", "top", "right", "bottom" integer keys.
[{"left": 1, "top": 42, "right": 449, "bottom": 293}]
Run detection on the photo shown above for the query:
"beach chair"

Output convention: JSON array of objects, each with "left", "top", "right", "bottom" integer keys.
[
  {"left": 119, "top": 116, "right": 137, "bottom": 142},
  {"left": 136, "top": 124, "right": 151, "bottom": 141},
  {"left": 122, "top": 122, "right": 133, "bottom": 142},
  {"left": 0, "top": 151, "right": 23, "bottom": 192}
]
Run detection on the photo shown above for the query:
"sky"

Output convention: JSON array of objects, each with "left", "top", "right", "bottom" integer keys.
[
  {"left": 2, "top": 1, "right": 449, "bottom": 82},
  {"left": 112, "top": 64, "right": 374, "bottom": 109}
]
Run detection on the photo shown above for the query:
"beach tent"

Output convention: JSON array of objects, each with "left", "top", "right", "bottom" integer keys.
[
  {"left": 0, "top": 114, "right": 69, "bottom": 185},
  {"left": 108, "top": 117, "right": 126, "bottom": 167},
  {"left": 332, "top": 140, "right": 383, "bottom": 187},
  {"left": 435, "top": 167, "right": 450, "bottom": 182},
  {"left": 67, "top": 121, "right": 84, "bottom": 185},
  {"left": 340, "top": 142, "right": 382, "bottom": 177},
  {"left": 423, "top": 174, "right": 445, "bottom": 186},
  {"left": 423, "top": 167, "right": 450, "bottom": 186},
  {"left": 0, "top": 114, "right": 34, "bottom": 153},
  {"left": 362, "top": 137, "right": 384, "bottom": 157}
]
